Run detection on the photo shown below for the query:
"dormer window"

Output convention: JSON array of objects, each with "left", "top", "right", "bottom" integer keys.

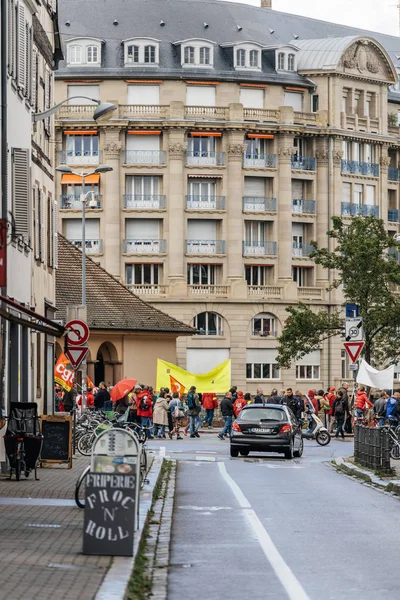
[
  {"left": 184, "top": 46, "right": 195, "bottom": 64},
  {"left": 87, "top": 46, "right": 99, "bottom": 64},
  {"left": 66, "top": 38, "right": 102, "bottom": 67},
  {"left": 237, "top": 49, "right": 246, "bottom": 67},
  {"left": 226, "top": 42, "right": 263, "bottom": 71},
  {"left": 69, "top": 46, "right": 82, "bottom": 64},
  {"left": 278, "top": 52, "right": 285, "bottom": 70},
  {"left": 124, "top": 38, "right": 160, "bottom": 67},
  {"left": 175, "top": 39, "right": 215, "bottom": 68},
  {"left": 274, "top": 46, "right": 298, "bottom": 73},
  {"left": 199, "top": 47, "right": 210, "bottom": 65},
  {"left": 249, "top": 50, "right": 259, "bottom": 68},
  {"left": 288, "top": 54, "right": 295, "bottom": 71}
]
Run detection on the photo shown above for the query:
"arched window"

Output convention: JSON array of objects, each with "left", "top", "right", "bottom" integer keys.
[
  {"left": 86, "top": 46, "right": 99, "bottom": 63},
  {"left": 69, "top": 45, "right": 82, "bottom": 64},
  {"left": 252, "top": 313, "right": 277, "bottom": 337},
  {"left": 288, "top": 53, "right": 295, "bottom": 71},
  {"left": 193, "top": 311, "right": 223, "bottom": 336},
  {"left": 236, "top": 48, "right": 246, "bottom": 67},
  {"left": 199, "top": 46, "right": 211, "bottom": 65},
  {"left": 249, "top": 49, "right": 259, "bottom": 68},
  {"left": 184, "top": 46, "right": 195, "bottom": 64},
  {"left": 127, "top": 45, "right": 139, "bottom": 63},
  {"left": 277, "top": 52, "right": 285, "bottom": 70},
  {"left": 144, "top": 45, "right": 156, "bottom": 63}
]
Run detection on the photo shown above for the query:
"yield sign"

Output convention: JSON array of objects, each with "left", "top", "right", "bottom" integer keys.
[
  {"left": 65, "top": 319, "right": 89, "bottom": 346},
  {"left": 65, "top": 346, "right": 89, "bottom": 370},
  {"left": 343, "top": 341, "right": 365, "bottom": 363}
]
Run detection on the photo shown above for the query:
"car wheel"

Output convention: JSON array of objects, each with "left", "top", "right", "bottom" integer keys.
[
  {"left": 230, "top": 446, "right": 239, "bottom": 458},
  {"left": 239, "top": 449, "right": 249, "bottom": 456},
  {"left": 316, "top": 431, "right": 331, "bottom": 446},
  {"left": 284, "top": 440, "right": 294, "bottom": 460},
  {"left": 293, "top": 436, "right": 304, "bottom": 458}
]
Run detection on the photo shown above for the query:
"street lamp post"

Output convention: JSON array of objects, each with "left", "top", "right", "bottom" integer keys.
[{"left": 56, "top": 164, "right": 113, "bottom": 409}]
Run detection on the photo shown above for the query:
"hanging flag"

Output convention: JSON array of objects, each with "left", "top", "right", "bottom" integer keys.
[
  {"left": 157, "top": 359, "right": 231, "bottom": 393},
  {"left": 54, "top": 353, "right": 75, "bottom": 392},
  {"left": 87, "top": 374, "right": 95, "bottom": 389},
  {"left": 169, "top": 375, "right": 186, "bottom": 395}
]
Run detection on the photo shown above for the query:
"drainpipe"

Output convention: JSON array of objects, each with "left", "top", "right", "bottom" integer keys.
[
  {"left": 0, "top": 0, "right": 8, "bottom": 414},
  {"left": 327, "top": 75, "right": 333, "bottom": 388}
]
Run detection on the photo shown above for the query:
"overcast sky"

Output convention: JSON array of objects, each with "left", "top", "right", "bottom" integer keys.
[{"left": 233, "top": 0, "right": 400, "bottom": 37}]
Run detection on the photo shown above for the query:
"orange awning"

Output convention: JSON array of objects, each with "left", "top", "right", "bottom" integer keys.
[
  {"left": 187, "top": 174, "right": 223, "bottom": 178},
  {"left": 190, "top": 132, "right": 221, "bottom": 137},
  {"left": 285, "top": 87, "right": 306, "bottom": 93},
  {"left": 247, "top": 134, "right": 275, "bottom": 139},
  {"left": 64, "top": 130, "right": 98, "bottom": 135},
  {"left": 127, "top": 130, "right": 161, "bottom": 135},
  {"left": 61, "top": 174, "right": 100, "bottom": 184}
]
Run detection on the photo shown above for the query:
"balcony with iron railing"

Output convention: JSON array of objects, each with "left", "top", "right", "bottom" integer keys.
[
  {"left": 388, "top": 209, "right": 399, "bottom": 222},
  {"left": 185, "top": 151, "right": 225, "bottom": 166},
  {"left": 243, "top": 241, "right": 277, "bottom": 256},
  {"left": 186, "top": 195, "right": 225, "bottom": 210},
  {"left": 188, "top": 285, "right": 229, "bottom": 296},
  {"left": 341, "top": 203, "right": 380, "bottom": 217},
  {"left": 185, "top": 240, "right": 226, "bottom": 254},
  {"left": 69, "top": 239, "right": 103, "bottom": 254},
  {"left": 292, "top": 199, "right": 316, "bottom": 214},
  {"left": 122, "top": 150, "right": 166, "bottom": 165},
  {"left": 123, "top": 239, "right": 166, "bottom": 254},
  {"left": 243, "top": 197, "right": 277, "bottom": 212},
  {"left": 291, "top": 156, "right": 316, "bottom": 171},
  {"left": 126, "top": 284, "right": 169, "bottom": 295},
  {"left": 292, "top": 242, "right": 313, "bottom": 257},
  {"left": 243, "top": 153, "right": 277, "bottom": 168},
  {"left": 341, "top": 159, "right": 379, "bottom": 177},
  {"left": 252, "top": 329, "right": 278, "bottom": 337},
  {"left": 61, "top": 194, "right": 102, "bottom": 210},
  {"left": 59, "top": 150, "right": 101, "bottom": 166},
  {"left": 388, "top": 167, "right": 399, "bottom": 181},
  {"left": 123, "top": 194, "right": 166, "bottom": 209}
]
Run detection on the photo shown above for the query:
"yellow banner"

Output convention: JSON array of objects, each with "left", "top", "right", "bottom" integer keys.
[{"left": 156, "top": 359, "right": 231, "bottom": 393}]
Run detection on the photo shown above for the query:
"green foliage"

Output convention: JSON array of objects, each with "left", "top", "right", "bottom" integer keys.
[
  {"left": 388, "top": 112, "right": 398, "bottom": 128},
  {"left": 278, "top": 216, "right": 400, "bottom": 367}
]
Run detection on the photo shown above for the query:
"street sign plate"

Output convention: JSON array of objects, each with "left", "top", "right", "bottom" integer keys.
[
  {"left": 345, "top": 317, "right": 363, "bottom": 342},
  {"left": 344, "top": 341, "right": 365, "bottom": 364},
  {"left": 65, "top": 319, "right": 89, "bottom": 346},
  {"left": 349, "top": 363, "right": 358, "bottom": 371},
  {"left": 65, "top": 346, "right": 89, "bottom": 370}
]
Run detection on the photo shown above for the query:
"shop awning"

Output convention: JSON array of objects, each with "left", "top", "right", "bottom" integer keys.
[
  {"left": 64, "top": 130, "right": 98, "bottom": 135},
  {"left": 247, "top": 134, "right": 275, "bottom": 139},
  {"left": 0, "top": 295, "right": 64, "bottom": 337},
  {"left": 190, "top": 132, "right": 221, "bottom": 137},
  {"left": 127, "top": 130, "right": 161, "bottom": 135},
  {"left": 61, "top": 174, "right": 100, "bottom": 184}
]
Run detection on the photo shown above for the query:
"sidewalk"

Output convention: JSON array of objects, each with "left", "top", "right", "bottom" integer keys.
[{"left": 332, "top": 456, "right": 400, "bottom": 496}]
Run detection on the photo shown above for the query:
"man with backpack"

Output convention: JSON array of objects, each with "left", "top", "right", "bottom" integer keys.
[
  {"left": 218, "top": 391, "right": 234, "bottom": 440},
  {"left": 386, "top": 390, "right": 400, "bottom": 427},
  {"left": 136, "top": 386, "right": 154, "bottom": 438},
  {"left": 374, "top": 391, "right": 388, "bottom": 427},
  {"left": 186, "top": 386, "right": 201, "bottom": 438},
  {"left": 332, "top": 390, "right": 349, "bottom": 440}
]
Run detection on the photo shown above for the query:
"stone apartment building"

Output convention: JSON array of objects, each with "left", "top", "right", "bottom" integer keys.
[{"left": 54, "top": 0, "right": 400, "bottom": 391}]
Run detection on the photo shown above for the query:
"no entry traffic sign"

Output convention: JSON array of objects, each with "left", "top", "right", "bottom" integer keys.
[{"left": 66, "top": 320, "right": 89, "bottom": 346}]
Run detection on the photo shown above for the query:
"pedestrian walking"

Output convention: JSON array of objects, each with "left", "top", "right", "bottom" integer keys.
[
  {"left": 254, "top": 388, "right": 266, "bottom": 404},
  {"left": 153, "top": 391, "right": 169, "bottom": 438},
  {"left": 169, "top": 392, "right": 184, "bottom": 439},
  {"left": 202, "top": 392, "right": 218, "bottom": 428},
  {"left": 267, "top": 388, "right": 281, "bottom": 404},
  {"left": 244, "top": 392, "right": 252, "bottom": 404},
  {"left": 233, "top": 391, "right": 247, "bottom": 416},
  {"left": 385, "top": 390, "right": 400, "bottom": 427},
  {"left": 94, "top": 381, "right": 110, "bottom": 410},
  {"left": 332, "top": 390, "right": 349, "bottom": 440},
  {"left": 354, "top": 386, "right": 373, "bottom": 421},
  {"left": 218, "top": 392, "right": 234, "bottom": 440},
  {"left": 230, "top": 387, "right": 238, "bottom": 401},
  {"left": 186, "top": 386, "right": 201, "bottom": 438},
  {"left": 374, "top": 391, "right": 388, "bottom": 427},
  {"left": 325, "top": 387, "right": 337, "bottom": 433},
  {"left": 137, "top": 386, "right": 154, "bottom": 438}
]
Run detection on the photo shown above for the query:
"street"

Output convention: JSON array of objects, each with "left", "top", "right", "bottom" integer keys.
[{"left": 147, "top": 436, "right": 400, "bottom": 600}]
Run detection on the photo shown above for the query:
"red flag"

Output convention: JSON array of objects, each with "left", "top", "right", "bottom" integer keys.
[
  {"left": 169, "top": 375, "right": 186, "bottom": 395},
  {"left": 54, "top": 353, "right": 75, "bottom": 392},
  {"left": 87, "top": 375, "right": 94, "bottom": 389}
]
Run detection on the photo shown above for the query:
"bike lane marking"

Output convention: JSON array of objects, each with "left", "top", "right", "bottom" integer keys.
[{"left": 218, "top": 461, "right": 311, "bottom": 600}]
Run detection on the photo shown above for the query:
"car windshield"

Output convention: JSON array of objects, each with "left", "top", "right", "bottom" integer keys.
[{"left": 239, "top": 408, "right": 286, "bottom": 422}]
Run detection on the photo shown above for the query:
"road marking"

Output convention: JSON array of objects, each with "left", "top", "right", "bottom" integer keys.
[
  {"left": 196, "top": 455, "right": 216, "bottom": 462},
  {"left": 195, "top": 451, "right": 217, "bottom": 454},
  {"left": 159, "top": 446, "right": 166, "bottom": 457},
  {"left": 218, "top": 462, "right": 311, "bottom": 600},
  {"left": 178, "top": 506, "right": 233, "bottom": 511}
]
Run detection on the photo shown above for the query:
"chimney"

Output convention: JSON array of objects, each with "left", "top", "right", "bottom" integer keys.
[{"left": 261, "top": 0, "right": 272, "bottom": 7}]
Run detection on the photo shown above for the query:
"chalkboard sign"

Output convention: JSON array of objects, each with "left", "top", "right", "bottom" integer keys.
[{"left": 40, "top": 415, "right": 72, "bottom": 468}]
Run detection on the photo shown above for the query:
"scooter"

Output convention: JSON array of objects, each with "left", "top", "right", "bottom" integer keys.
[{"left": 302, "top": 398, "right": 331, "bottom": 446}]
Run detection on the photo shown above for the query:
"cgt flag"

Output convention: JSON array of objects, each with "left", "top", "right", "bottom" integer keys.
[
  {"left": 169, "top": 375, "right": 186, "bottom": 395},
  {"left": 54, "top": 353, "right": 95, "bottom": 392}
]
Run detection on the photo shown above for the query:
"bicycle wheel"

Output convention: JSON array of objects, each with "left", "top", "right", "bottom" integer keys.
[
  {"left": 75, "top": 465, "right": 90, "bottom": 508},
  {"left": 15, "top": 459, "right": 21, "bottom": 481},
  {"left": 140, "top": 447, "right": 148, "bottom": 484},
  {"left": 391, "top": 444, "right": 400, "bottom": 460},
  {"left": 77, "top": 433, "right": 94, "bottom": 456}
]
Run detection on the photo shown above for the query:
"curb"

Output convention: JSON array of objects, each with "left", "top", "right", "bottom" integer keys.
[
  {"left": 95, "top": 455, "right": 164, "bottom": 600},
  {"left": 331, "top": 457, "right": 400, "bottom": 494}
]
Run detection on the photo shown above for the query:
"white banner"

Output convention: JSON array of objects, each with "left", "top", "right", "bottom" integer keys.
[{"left": 356, "top": 360, "right": 395, "bottom": 389}]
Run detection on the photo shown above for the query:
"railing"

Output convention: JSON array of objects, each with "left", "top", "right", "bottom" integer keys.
[
  {"left": 123, "top": 239, "right": 166, "bottom": 253},
  {"left": 127, "top": 284, "right": 169, "bottom": 295},
  {"left": 195, "top": 329, "right": 224, "bottom": 336},
  {"left": 57, "top": 104, "right": 96, "bottom": 119},
  {"left": 341, "top": 202, "right": 380, "bottom": 217},
  {"left": 388, "top": 167, "right": 399, "bottom": 181},
  {"left": 185, "top": 106, "right": 228, "bottom": 119},
  {"left": 297, "top": 287, "right": 323, "bottom": 300},
  {"left": 243, "top": 108, "right": 280, "bottom": 122},
  {"left": 243, "top": 197, "right": 277, "bottom": 212},
  {"left": 252, "top": 330, "right": 277, "bottom": 337},
  {"left": 186, "top": 195, "right": 225, "bottom": 210},
  {"left": 59, "top": 151, "right": 101, "bottom": 166},
  {"left": 123, "top": 194, "right": 166, "bottom": 209},
  {"left": 123, "top": 150, "right": 166, "bottom": 165},
  {"left": 291, "top": 156, "right": 316, "bottom": 171},
  {"left": 341, "top": 159, "right": 379, "bottom": 177},
  {"left": 243, "top": 241, "right": 277, "bottom": 255},
  {"left": 119, "top": 105, "right": 169, "bottom": 119},
  {"left": 247, "top": 285, "right": 282, "bottom": 298},
  {"left": 61, "top": 194, "right": 102, "bottom": 209},
  {"left": 70, "top": 239, "right": 103, "bottom": 254},
  {"left": 388, "top": 209, "right": 399, "bottom": 222},
  {"left": 292, "top": 242, "right": 313, "bottom": 257},
  {"left": 186, "top": 240, "right": 226, "bottom": 254},
  {"left": 292, "top": 199, "right": 316, "bottom": 214},
  {"left": 243, "top": 153, "right": 277, "bottom": 168},
  {"left": 293, "top": 111, "right": 318, "bottom": 125},
  {"left": 188, "top": 285, "right": 229, "bottom": 296},
  {"left": 186, "top": 151, "right": 225, "bottom": 166},
  {"left": 354, "top": 425, "right": 391, "bottom": 474}
]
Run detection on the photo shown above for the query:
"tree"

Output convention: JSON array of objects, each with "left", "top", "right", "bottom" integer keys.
[{"left": 277, "top": 216, "right": 400, "bottom": 369}]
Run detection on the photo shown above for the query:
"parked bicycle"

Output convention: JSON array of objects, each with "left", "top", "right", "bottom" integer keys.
[{"left": 4, "top": 402, "right": 43, "bottom": 481}]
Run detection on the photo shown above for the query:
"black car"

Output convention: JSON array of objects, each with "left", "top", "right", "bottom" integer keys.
[{"left": 230, "top": 404, "right": 303, "bottom": 459}]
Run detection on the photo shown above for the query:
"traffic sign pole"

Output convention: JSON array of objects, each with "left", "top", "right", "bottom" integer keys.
[{"left": 65, "top": 319, "right": 90, "bottom": 411}]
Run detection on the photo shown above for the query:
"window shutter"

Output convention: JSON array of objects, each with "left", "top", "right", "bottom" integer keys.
[
  {"left": 12, "top": 148, "right": 30, "bottom": 242},
  {"left": 40, "top": 190, "right": 45, "bottom": 262},
  {"left": 31, "top": 45, "right": 37, "bottom": 111},
  {"left": 53, "top": 199, "right": 58, "bottom": 269},
  {"left": 17, "top": 3, "right": 26, "bottom": 93},
  {"left": 44, "top": 66, "right": 51, "bottom": 135},
  {"left": 24, "top": 22, "right": 29, "bottom": 98},
  {"left": 8, "top": 0, "right": 15, "bottom": 77},
  {"left": 34, "top": 186, "right": 40, "bottom": 260}
]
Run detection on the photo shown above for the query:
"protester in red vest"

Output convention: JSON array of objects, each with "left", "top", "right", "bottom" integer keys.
[
  {"left": 233, "top": 391, "right": 247, "bottom": 417},
  {"left": 202, "top": 392, "right": 218, "bottom": 428}
]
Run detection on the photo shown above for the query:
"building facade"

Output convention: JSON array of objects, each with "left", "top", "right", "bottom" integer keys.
[{"left": 54, "top": 0, "right": 400, "bottom": 391}]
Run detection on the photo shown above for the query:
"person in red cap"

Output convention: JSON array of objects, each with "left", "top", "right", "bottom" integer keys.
[{"left": 233, "top": 391, "right": 247, "bottom": 417}]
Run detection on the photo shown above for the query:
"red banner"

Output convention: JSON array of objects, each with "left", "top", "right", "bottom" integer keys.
[{"left": 54, "top": 353, "right": 94, "bottom": 392}]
